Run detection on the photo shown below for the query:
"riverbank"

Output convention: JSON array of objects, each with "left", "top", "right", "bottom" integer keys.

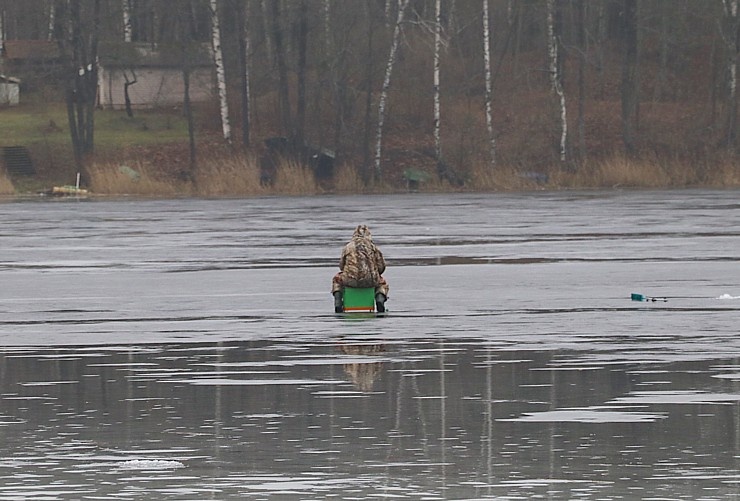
[{"left": 2, "top": 103, "right": 740, "bottom": 198}]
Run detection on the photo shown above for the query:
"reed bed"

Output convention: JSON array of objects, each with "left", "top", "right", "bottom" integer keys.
[
  {"left": 88, "top": 161, "right": 190, "bottom": 196},
  {"left": 194, "top": 154, "right": 264, "bottom": 196},
  {"left": 66, "top": 150, "right": 740, "bottom": 197}
]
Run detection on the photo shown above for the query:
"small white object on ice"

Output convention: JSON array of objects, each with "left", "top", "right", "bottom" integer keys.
[
  {"left": 717, "top": 294, "right": 740, "bottom": 300},
  {"left": 118, "top": 459, "right": 185, "bottom": 470}
]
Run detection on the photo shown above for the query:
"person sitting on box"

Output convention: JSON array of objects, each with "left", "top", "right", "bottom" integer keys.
[{"left": 332, "top": 225, "right": 389, "bottom": 313}]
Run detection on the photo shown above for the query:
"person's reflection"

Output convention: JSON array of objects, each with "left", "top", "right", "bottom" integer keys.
[{"left": 337, "top": 343, "right": 386, "bottom": 392}]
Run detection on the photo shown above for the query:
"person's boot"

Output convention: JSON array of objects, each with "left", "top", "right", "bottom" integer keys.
[
  {"left": 375, "top": 293, "right": 386, "bottom": 313},
  {"left": 333, "top": 291, "right": 344, "bottom": 313}
]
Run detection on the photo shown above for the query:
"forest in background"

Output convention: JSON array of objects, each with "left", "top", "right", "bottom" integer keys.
[{"left": 1, "top": 0, "right": 740, "bottom": 194}]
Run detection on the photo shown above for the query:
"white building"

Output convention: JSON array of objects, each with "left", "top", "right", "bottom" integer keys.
[
  {"left": 97, "top": 45, "right": 214, "bottom": 110},
  {"left": 0, "top": 75, "right": 20, "bottom": 106}
]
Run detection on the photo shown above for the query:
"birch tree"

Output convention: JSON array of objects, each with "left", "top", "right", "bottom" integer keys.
[
  {"left": 122, "top": 0, "right": 132, "bottom": 42},
  {"left": 210, "top": 0, "right": 232, "bottom": 144},
  {"left": 482, "top": 0, "right": 496, "bottom": 167},
  {"left": 547, "top": 0, "right": 567, "bottom": 163},
  {"left": 433, "top": 0, "right": 443, "bottom": 170},
  {"left": 373, "top": 0, "right": 411, "bottom": 183},
  {"left": 722, "top": 0, "right": 739, "bottom": 146},
  {"left": 47, "top": 1, "right": 56, "bottom": 40}
]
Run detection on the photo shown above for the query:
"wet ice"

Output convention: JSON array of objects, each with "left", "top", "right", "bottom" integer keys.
[{"left": 0, "top": 190, "right": 739, "bottom": 499}]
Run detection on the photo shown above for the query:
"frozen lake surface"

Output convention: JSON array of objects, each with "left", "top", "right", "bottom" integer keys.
[{"left": 1, "top": 190, "right": 739, "bottom": 499}]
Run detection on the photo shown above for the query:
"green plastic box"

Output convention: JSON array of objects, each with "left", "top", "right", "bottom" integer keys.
[{"left": 342, "top": 287, "right": 375, "bottom": 312}]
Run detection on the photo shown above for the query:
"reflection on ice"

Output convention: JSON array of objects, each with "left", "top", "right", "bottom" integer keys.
[{"left": 500, "top": 408, "right": 668, "bottom": 423}]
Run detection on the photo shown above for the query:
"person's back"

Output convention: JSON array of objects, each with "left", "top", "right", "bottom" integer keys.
[{"left": 332, "top": 225, "right": 389, "bottom": 312}]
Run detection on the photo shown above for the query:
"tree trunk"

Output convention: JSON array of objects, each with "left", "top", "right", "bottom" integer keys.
[
  {"left": 482, "top": 0, "right": 496, "bottom": 167},
  {"left": 271, "top": 0, "right": 291, "bottom": 136},
  {"left": 58, "top": 0, "right": 101, "bottom": 182},
  {"left": 373, "top": 0, "right": 411, "bottom": 183},
  {"left": 295, "top": 0, "right": 308, "bottom": 150},
  {"left": 722, "top": 0, "right": 739, "bottom": 147},
  {"left": 183, "top": 67, "right": 197, "bottom": 178},
  {"left": 621, "top": 0, "right": 639, "bottom": 155},
  {"left": 0, "top": 7, "right": 4, "bottom": 58},
  {"left": 210, "top": 0, "right": 231, "bottom": 144},
  {"left": 361, "top": 2, "right": 376, "bottom": 186},
  {"left": 237, "top": 0, "right": 251, "bottom": 148},
  {"left": 576, "top": 0, "right": 586, "bottom": 164},
  {"left": 123, "top": 70, "right": 136, "bottom": 118},
  {"left": 620, "top": 0, "right": 639, "bottom": 153},
  {"left": 122, "top": 0, "right": 132, "bottom": 42},
  {"left": 433, "top": 0, "right": 442, "bottom": 169},
  {"left": 260, "top": 0, "right": 272, "bottom": 63},
  {"left": 547, "top": 0, "right": 567, "bottom": 163},
  {"left": 47, "top": 1, "right": 56, "bottom": 41}
]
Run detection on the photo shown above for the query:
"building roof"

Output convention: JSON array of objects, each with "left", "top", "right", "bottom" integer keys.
[
  {"left": 99, "top": 42, "right": 212, "bottom": 69},
  {"left": 2, "top": 40, "right": 59, "bottom": 60},
  {"left": 0, "top": 75, "right": 22, "bottom": 84}
]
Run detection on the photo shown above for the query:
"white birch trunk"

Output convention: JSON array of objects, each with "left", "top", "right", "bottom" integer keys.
[
  {"left": 373, "top": 0, "right": 411, "bottom": 182},
  {"left": 547, "top": 0, "right": 567, "bottom": 162},
  {"left": 122, "top": 0, "right": 132, "bottom": 42},
  {"left": 210, "top": 0, "right": 232, "bottom": 144},
  {"left": 433, "top": 0, "right": 442, "bottom": 163},
  {"left": 48, "top": 1, "right": 56, "bottom": 40},
  {"left": 482, "top": 0, "right": 496, "bottom": 166}
]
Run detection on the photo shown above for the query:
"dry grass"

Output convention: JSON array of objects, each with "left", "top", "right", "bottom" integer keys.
[
  {"left": 270, "top": 159, "right": 318, "bottom": 195},
  {"left": 67, "top": 147, "right": 740, "bottom": 198},
  {"left": 88, "top": 160, "right": 191, "bottom": 196},
  {"left": 194, "top": 154, "right": 264, "bottom": 196},
  {"left": 468, "top": 162, "right": 549, "bottom": 191},
  {"left": 549, "top": 153, "right": 740, "bottom": 189},
  {"left": 0, "top": 172, "right": 14, "bottom": 195},
  {"left": 333, "top": 163, "right": 367, "bottom": 193}
]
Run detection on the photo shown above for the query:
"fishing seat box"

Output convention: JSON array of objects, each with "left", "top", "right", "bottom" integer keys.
[{"left": 342, "top": 287, "right": 375, "bottom": 312}]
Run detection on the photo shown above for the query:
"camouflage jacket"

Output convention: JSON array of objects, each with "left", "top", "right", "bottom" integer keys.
[{"left": 339, "top": 225, "right": 386, "bottom": 288}]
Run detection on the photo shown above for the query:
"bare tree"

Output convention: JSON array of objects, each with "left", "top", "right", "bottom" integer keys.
[
  {"left": 547, "top": 0, "right": 567, "bottom": 163},
  {"left": 57, "top": 0, "right": 102, "bottom": 181},
  {"left": 482, "top": 0, "right": 496, "bottom": 167},
  {"left": 0, "top": 6, "right": 5, "bottom": 60},
  {"left": 210, "top": 0, "right": 232, "bottom": 144},
  {"left": 271, "top": 0, "right": 291, "bottom": 136},
  {"left": 576, "top": 0, "right": 586, "bottom": 163},
  {"left": 621, "top": 0, "right": 639, "bottom": 155},
  {"left": 373, "top": 0, "right": 411, "bottom": 183},
  {"left": 237, "top": 0, "right": 251, "bottom": 148},
  {"left": 123, "top": 69, "right": 136, "bottom": 118},
  {"left": 295, "top": 0, "right": 308, "bottom": 150},
  {"left": 721, "top": 0, "right": 739, "bottom": 146}
]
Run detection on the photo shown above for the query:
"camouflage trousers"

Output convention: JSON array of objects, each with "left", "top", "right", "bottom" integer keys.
[{"left": 331, "top": 273, "right": 389, "bottom": 297}]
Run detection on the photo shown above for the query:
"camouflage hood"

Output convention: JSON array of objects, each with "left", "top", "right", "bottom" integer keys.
[{"left": 352, "top": 224, "right": 372, "bottom": 242}]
